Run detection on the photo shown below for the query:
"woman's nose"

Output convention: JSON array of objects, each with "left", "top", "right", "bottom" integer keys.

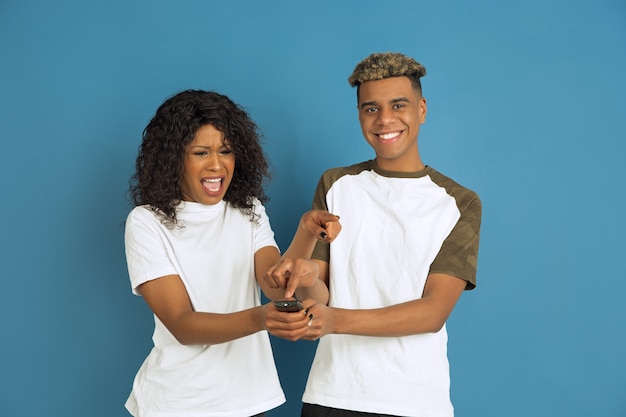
[{"left": 205, "top": 153, "right": 221, "bottom": 170}]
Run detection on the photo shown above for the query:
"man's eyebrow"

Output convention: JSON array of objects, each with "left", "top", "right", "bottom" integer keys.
[
  {"left": 390, "top": 97, "right": 411, "bottom": 104},
  {"left": 359, "top": 97, "right": 411, "bottom": 109},
  {"left": 359, "top": 100, "right": 377, "bottom": 109}
]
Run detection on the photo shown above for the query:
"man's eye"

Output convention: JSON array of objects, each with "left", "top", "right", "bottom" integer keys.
[
  {"left": 393, "top": 104, "right": 405, "bottom": 109},
  {"left": 365, "top": 107, "right": 378, "bottom": 113}
]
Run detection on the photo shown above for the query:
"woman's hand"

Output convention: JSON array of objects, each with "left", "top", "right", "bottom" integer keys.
[
  {"left": 261, "top": 210, "right": 340, "bottom": 299},
  {"left": 263, "top": 299, "right": 335, "bottom": 342},
  {"left": 262, "top": 301, "right": 314, "bottom": 342},
  {"left": 300, "top": 210, "right": 341, "bottom": 242}
]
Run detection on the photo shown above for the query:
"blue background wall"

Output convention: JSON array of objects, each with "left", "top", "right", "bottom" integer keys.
[{"left": 1, "top": 1, "right": 624, "bottom": 416}]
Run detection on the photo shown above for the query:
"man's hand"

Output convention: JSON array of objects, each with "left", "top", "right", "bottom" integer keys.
[
  {"left": 298, "top": 300, "right": 335, "bottom": 341},
  {"left": 263, "top": 210, "right": 340, "bottom": 299},
  {"left": 265, "top": 258, "right": 319, "bottom": 299}
]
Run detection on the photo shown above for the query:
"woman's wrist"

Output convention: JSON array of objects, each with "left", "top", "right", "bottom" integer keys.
[{"left": 253, "top": 305, "right": 266, "bottom": 332}]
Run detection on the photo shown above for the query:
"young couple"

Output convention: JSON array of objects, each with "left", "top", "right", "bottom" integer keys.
[{"left": 124, "top": 52, "right": 482, "bottom": 417}]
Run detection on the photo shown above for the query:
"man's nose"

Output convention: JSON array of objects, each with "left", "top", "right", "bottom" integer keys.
[{"left": 376, "top": 107, "right": 394, "bottom": 125}]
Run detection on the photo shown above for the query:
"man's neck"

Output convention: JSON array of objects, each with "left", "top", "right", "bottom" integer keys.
[{"left": 375, "top": 157, "right": 425, "bottom": 173}]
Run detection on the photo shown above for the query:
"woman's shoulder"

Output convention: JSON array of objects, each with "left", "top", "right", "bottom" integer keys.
[{"left": 126, "top": 205, "right": 162, "bottom": 225}]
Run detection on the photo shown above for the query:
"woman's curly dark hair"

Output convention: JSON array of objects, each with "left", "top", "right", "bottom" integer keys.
[{"left": 129, "top": 90, "right": 271, "bottom": 227}]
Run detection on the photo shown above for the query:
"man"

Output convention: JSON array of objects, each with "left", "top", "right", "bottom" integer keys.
[{"left": 299, "top": 52, "right": 482, "bottom": 417}]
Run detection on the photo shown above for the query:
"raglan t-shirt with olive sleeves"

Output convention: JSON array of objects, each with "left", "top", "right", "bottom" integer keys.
[{"left": 302, "top": 160, "right": 481, "bottom": 417}]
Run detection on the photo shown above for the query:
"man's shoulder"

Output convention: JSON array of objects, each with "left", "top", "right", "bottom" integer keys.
[
  {"left": 320, "top": 160, "right": 374, "bottom": 182},
  {"left": 427, "top": 167, "right": 481, "bottom": 208},
  {"left": 323, "top": 160, "right": 373, "bottom": 176}
]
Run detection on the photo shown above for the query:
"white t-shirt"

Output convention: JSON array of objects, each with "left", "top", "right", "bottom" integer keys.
[{"left": 124, "top": 199, "right": 285, "bottom": 417}]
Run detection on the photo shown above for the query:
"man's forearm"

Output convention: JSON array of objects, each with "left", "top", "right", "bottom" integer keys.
[{"left": 295, "top": 277, "right": 329, "bottom": 304}]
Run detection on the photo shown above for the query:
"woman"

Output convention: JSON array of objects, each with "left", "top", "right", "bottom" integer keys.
[{"left": 124, "top": 89, "right": 339, "bottom": 417}]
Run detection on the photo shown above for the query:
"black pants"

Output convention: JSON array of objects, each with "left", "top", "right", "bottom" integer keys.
[{"left": 301, "top": 403, "right": 400, "bottom": 417}]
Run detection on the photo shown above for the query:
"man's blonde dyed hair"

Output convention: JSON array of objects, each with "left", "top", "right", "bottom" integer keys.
[{"left": 348, "top": 52, "right": 427, "bottom": 96}]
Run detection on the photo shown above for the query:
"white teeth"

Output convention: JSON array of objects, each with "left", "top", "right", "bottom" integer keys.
[
  {"left": 379, "top": 132, "right": 400, "bottom": 140},
  {"left": 202, "top": 178, "right": 221, "bottom": 192}
]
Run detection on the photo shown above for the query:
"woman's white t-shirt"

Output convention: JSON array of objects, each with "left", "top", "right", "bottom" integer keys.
[{"left": 124, "top": 199, "right": 285, "bottom": 417}]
